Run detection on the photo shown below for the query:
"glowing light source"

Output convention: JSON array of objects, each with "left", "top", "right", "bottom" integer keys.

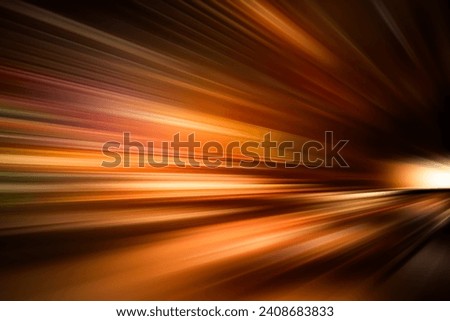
[{"left": 393, "top": 162, "right": 450, "bottom": 189}]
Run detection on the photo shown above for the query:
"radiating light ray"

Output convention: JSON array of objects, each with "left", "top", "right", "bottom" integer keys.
[{"left": 0, "top": 0, "right": 449, "bottom": 300}]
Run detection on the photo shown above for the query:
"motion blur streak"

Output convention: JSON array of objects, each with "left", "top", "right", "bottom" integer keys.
[{"left": 0, "top": 1, "right": 449, "bottom": 299}]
